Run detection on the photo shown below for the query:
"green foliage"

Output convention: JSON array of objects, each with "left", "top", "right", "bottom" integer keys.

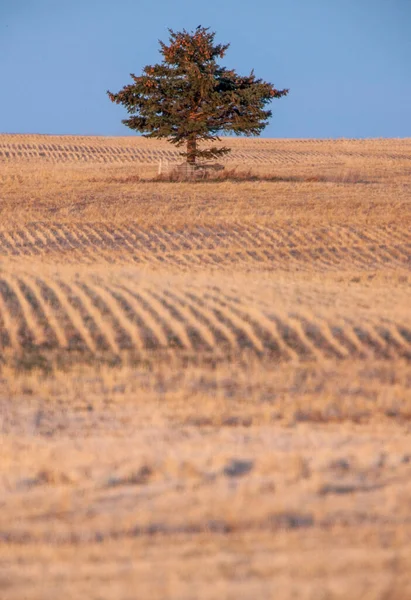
[{"left": 108, "top": 27, "right": 288, "bottom": 163}]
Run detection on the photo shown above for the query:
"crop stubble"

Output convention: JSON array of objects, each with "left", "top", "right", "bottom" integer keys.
[{"left": 0, "top": 135, "right": 411, "bottom": 599}]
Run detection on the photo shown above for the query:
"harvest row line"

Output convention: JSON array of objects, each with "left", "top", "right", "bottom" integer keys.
[
  {"left": 0, "top": 224, "right": 409, "bottom": 270},
  {"left": 0, "top": 274, "right": 410, "bottom": 361}
]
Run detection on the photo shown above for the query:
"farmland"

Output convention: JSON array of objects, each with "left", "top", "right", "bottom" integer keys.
[{"left": 1, "top": 134, "right": 411, "bottom": 599}]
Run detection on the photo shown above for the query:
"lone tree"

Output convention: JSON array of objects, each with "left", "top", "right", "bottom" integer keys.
[{"left": 107, "top": 26, "right": 288, "bottom": 165}]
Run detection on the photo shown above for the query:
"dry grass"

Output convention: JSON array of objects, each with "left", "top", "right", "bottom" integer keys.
[
  {"left": 0, "top": 266, "right": 410, "bottom": 371},
  {"left": 0, "top": 134, "right": 411, "bottom": 599}
]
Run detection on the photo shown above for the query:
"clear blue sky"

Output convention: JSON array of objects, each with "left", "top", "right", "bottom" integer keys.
[{"left": 1, "top": 0, "right": 410, "bottom": 138}]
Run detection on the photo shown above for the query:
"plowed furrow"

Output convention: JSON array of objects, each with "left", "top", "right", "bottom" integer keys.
[
  {"left": 349, "top": 234, "right": 394, "bottom": 264},
  {"left": 58, "top": 225, "right": 89, "bottom": 255},
  {"left": 230, "top": 301, "right": 299, "bottom": 360},
  {"left": 362, "top": 244, "right": 402, "bottom": 266},
  {"left": 126, "top": 287, "right": 187, "bottom": 349},
  {"left": 340, "top": 320, "right": 375, "bottom": 357},
  {"left": 57, "top": 225, "right": 95, "bottom": 262},
  {"left": 0, "top": 283, "right": 19, "bottom": 350},
  {"left": 21, "top": 276, "right": 68, "bottom": 348},
  {"left": 320, "top": 238, "right": 371, "bottom": 267},
  {"left": 344, "top": 244, "right": 378, "bottom": 268},
  {"left": 12, "top": 278, "right": 54, "bottom": 346},
  {"left": 122, "top": 228, "right": 157, "bottom": 262},
  {"left": 90, "top": 282, "right": 145, "bottom": 351},
  {"left": 260, "top": 250, "right": 282, "bottom": 266},
  {"left": 247, "top": 296, "right": 350, "bottom": 359},
  {"left": 99, "top": 226, "right": 138, "bottom": 255},
  {"left": 0, "top": 279, "right": 36, "bottom": 347},
  {"left": 164, "top": 289, "right": 229, "bottom": 350},
  {"left": 144, "top": 290, "right": 194, "bottom": 350},
  {"left": 31, "top": 225, "right": 78, "bottom": 261},
  {"left": 183, "top": 228, "right": 205, "bottom": 251},
  {"left": 245, "top": 249, "right": 266, "bottom": 263},
  {"left": 104, "top": 285, "right": 163, "bottom": 349},
  {"left": 327, "top": 324, "right": 366, "bottom": 358},
  {"left": 7, "top": 231, "right": 31, "bottom": 256},
  {"left": 397, "top": 326, "right": 411, "bottom": 346},
  {"left": 72, "top": 282, "right": 124, "bottom": 353},
  {"left": 194, "top": 227, "right": 219, "bottom": 250},
  {"left": 76, "top": 224, "right": 108, "bottom": 249},
  {"left": 77, "top": 225, "right": 119, "bottom": 263},
  {"left": 348, "top": 322, "right": 393, "bottom": 359},
  {"left": 14, "top": 230, "right": 42, "bottom": 256},
  {"left": 40, "top": 280, "right": 96, "bottom": 352},
  {"left": 34, "top": 224, "right": 64, "bottom": 254},
  {"left": 153, "top": 229, "right": 182, "bottom": 253},
  {"left": 294, "top": 246, "right": 338, "bottom": 269},
  {"left": 171, "top": 230, "right": 196, "bottom": 251},
  {"left": 4, "top": 231, "right": 28, "bottom": 256},
  {"left": 182, "top": 291, "right": 237, "bottom": 349},
  {"left": 294, "top": 247, "right": 333, "bottom": 268},
  {"left": 386, "top": 244, "right": 411, "bottom": 262},
  {"left": 353, "top": 228, "right": 396, "bottom": 246},
  {"left": 380, "top": 322, "right": 411, "bottom": 353},
  {"left": 259, "top": 226, "right": 409, "bottom": 268},
  {"left": 310, "top": 228, "right": 337, "bottom": 245},
  {"left": 234, "top": 250, "right": 258, "bottom": 266},
  {"left": 274, "top": 248, "right": 309, "bottom": 268},
  {"left": 216, "top": 292, "right": 287, "bottom": 359},
  {"left": 376, "top": 324, "right": 411, "bottom": 359},
  {"left": 325, "top": 244, "right": 368, "bottom": 268},
  {"left": 113, "top": 285, "right": 170, "bottom": 348},
  {"left": 0, "top": 232, "right": 19, "bottom": 256},
  {"left": 129, "top": 228, "right": 158, "bottom": 251},
  {"left": 279, "top": 227, "right": 299, "bottom": 246},
  {"left": 284, "top": 315, "right": 325, "bottom": 359},
  {"left": 329, "top": 244, "right": 381, "bottom": 269},
  {"left": 123, "top": 227, "right": 150, "bottom": 250},
  {"left": 212, "top": 247, "right": 233, "bottom": 262},
  {"left": 267, "top": 315, "right": 315, "bottom": 360},
  {"left": 311, "top": 247, "right": 346, "bottom": 268},
  {"left": 253, "top": 225, "right": 286, "bottom": 247},
  {"left": 146, "top": 230, "right": 174, "bottom": 254},
  {"left": 195, "top": 251, "right": 224, "bottom": 267},
  {"left": 364, "top": 244, "right": 399, "bottom": 264},
  {"left": 162, "top": 252, "right": 192, "bottom": 269},
  {"left": 43, "top": 225, "right": 73, "bottom": 252},
  {"left": 290, "top": 314, "right": 347, "bottom": 359},
  {"left": 2, "top": 223, "right": 408, "bottom": 272},
  {"left": 284, "top": 228, "right": 313, "bottom": 248},
  {"left": 127, "top": 229, "right": 178, "bottom": 265},
  {"left": 368, "top": 228, "right": 403, "bottom": 245},
  {"left": 239, "top": 227, "right": 270, "bottom": 252},
  {"left": 311, "top": 244, "right": 367, "bottom": 269},
  {"left": 159, "top": 235, "right": 197, "bottom": 268},
  {"left": 377, "top": 226, "right": 406, "bottom": 244},
  {"left": 202, "top": 292, "right": 265, "bottom": 354},
  {"left": 82, "top": 225, "right": 111, "bottom": 248},
  {"left": 0, "top": 233, "right": 12, "bottom": 255},
  {"left": 116, "top": 237, "right": 146, "bottom": 263},
  {"left": 365, "top": 318, "right": 411, "bottom": 358},
  {"left": 161, "top": 290, "right": 216, "bottom": 350},
  {"left": 69, "top": 226, "right": 107, "bottom": 262},
  {"left": 349, "top": 228, "right": 382, "bottom": 245},
  {"left": 0, "top": 307, "right": 9, "bottom": 350},
  {"left": 222, "top": 227, "right": 250, "bottom": 250}
]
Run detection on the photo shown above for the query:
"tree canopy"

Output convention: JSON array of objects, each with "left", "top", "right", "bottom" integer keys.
[{"left": 108, "top": 26, "right": 289, "bottom": 164}]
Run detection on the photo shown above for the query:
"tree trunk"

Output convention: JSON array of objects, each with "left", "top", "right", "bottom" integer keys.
[{"left": 187, "top": 137, "right": 197, "bottom": 164}]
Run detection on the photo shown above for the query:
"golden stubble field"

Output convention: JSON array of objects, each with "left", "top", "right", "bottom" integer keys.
[{"left": 1, "top": 134, "right": 411, "bottom": 599}]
